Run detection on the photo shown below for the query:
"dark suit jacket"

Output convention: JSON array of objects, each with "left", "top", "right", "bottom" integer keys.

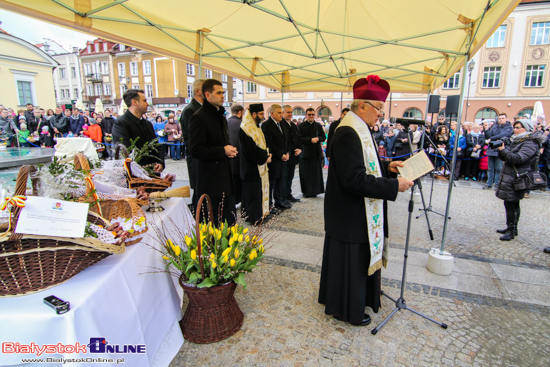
[
  {"left": 180, "top": 98, "right": 201, "bottom": 156},
  {"left": 325, "top": 126, "right": 398, "bottom": 243},
  {"left": 282, "top": 118, "right": 300, "bottom": 165},
  {"left": 261, "top": 117, "right": 289, "bottom": 179},
  {"left": 326, "top": 118, "right": 342, "bottom": 159},
  {"left": 112, "top": 110, "right": 164, "bottom": 167},
  {"left": 297, "top": 121, "right": 325, "bottom": 159},
  {"left": 227, "top": 115, "right": 242, "bottom": 178},
  {"left": 188, "top": 100, "right": 233, "bottom": 198}
]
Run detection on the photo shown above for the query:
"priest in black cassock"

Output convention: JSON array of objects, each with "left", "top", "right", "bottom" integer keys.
[
  {"left": 318, "top": 76, "right": 414, "bottom": 326},
  {"left": 239, "top": 104, "right": 271, "bottom": 225},
  {"left": 297, "top": 108, "right": 326, "bottom": 197}
]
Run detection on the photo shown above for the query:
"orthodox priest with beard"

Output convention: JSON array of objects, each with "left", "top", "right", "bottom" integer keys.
[
  {"left": 239, "top": 104, "right": 272, "bottom": 225},
  {"left": 318, "top": 76, "right": 414, "bottom": 326}
]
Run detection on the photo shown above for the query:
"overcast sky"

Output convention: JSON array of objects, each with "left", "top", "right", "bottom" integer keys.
[{"left": 0, "top": 9, "right": 94, "bottom": 49}]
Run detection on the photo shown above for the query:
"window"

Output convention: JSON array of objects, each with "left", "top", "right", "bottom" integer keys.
[
  {"left": 66, "top": 89, "right": 71, "bottom": 99},
  {"left": 246, "top": 82, "right": 257, "bottom": 93},
  {"left": 205, "top": 69, "right": 212, "bottom": 78},
  {"left": 59, "top": 68, "right": 66, "bottom": 79},
  {"left": 132, "top": 84, "right": 140, "bottom": 90},
  {"left": 118, "top": 63, "right": 126, "bottom": 77},
  {"left": 187, "top": 84, "right": 193, "bottom": 98},
  {"left": 120, "top": 85, "right": 128, "bottom": 97},
  {"left": 86, "top": 85, "right": 93, "bottom": 96},
  {"left": 71, "top": 67, "right": 76, "bottom": 78},
  {"left": 487, "top": 25, "right": 506, "bottom": 48},
  {"left": 517, "top": 108, "right": 534, "bottom": 118},
  {"left": 74, "top": 88, "right": 79, "bottom": 98},
  {"left": 475, "top": 108, "right": 498, "bottom": 122},
  {"left": 84, "top": 63, "right": 91, "bottom": 75},
  {"left": 16, "top": 81, "right": 33, "bottom": 106},
  {"left": 145, "top": 84, "right": 153, "bottom": 98},
  {"left": 61, "top": 89, "right": 66, "bottom": 99},
  {"left": 403, "top": 108, "right": 423, "bottom": 119},
  {"left": 94, "top": 43, "right": 99, "bottom": 52},
  {"left": 104, "top": 84, "right": 111, "bottom": 96},
  {"left": 530, "top": 22, "right": 550, "bottom": 45},
  {"left": 87, "top": 45, "right": 91, "bottom": 53},
  {"left": 143, "top": 60, "right": 151, "bottom": 76},
  {"left": 221, "top": 74, "right": 227, "bottom": 82},
  {"left": 119, "top": 44, "right": 126, "bottom": 51},
  {"left": 482, "top": 66, "right": 501, "bottom": 88},
  {"left": 442, "top": 72, "right": 460, "bottom": 89},
  {"left": 100, "top": 61, "right": 109, "bottom": 75},
  {"left": 103, "top": 43, "right": 108, "bottom": 52},
  {"left": 293, "top": 107, "right": 305, "bottom": 116},
  {"left": 186, "top": 64, "right": 195, "bottom": 75},
  {"left": 525, "top": 65, "right": 545, "bottom": 87},
  {"left": 95, "top": 84, "right": 102, "bottom": 96},
  {"left": 130, "top": 62, "right": 138, "bottom": 76},
  {"left": 268, "top": 88, "right": 278, "bottom": 93}
]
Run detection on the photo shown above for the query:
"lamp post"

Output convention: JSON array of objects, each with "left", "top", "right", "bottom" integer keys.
[{"left": 464, "top": 59, "right": 475, "bottom": 122}]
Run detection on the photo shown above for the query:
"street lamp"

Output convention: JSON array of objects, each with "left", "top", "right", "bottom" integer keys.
[{"left": 464, "top": 59, "right": 475, "bottom": 121}]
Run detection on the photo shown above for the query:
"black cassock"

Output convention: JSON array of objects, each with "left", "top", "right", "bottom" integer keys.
[
  {"left": 319, "top": 124, "right": 399, "bottom": 323},
  {"left": 239, "top": 128, "right": 269, "bottom": 225},
  {"left": 297, "top": 121, "right": 326, "bottom": 197}
]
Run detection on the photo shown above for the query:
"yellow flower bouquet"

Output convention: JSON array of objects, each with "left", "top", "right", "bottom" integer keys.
[{"left": 160, "top": 220, "right": 265, "bottom": 289}]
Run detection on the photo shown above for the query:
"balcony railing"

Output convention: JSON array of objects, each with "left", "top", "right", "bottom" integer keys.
[{"left": 86, "top": 73, "right": 102, "bottom": 82}]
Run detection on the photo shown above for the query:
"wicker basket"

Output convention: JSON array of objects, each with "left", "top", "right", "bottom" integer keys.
[
  {"left": 101, "top": 198, "right": 148, "bottom": 246},
  {"left": 178, "top": 194, "right": 244, "bottom": 344},
  {"left": 0, "top": 166, "right": 125, "bottom": 297},
  {"left": 115, "top": 145, "right": 172, "bottom": 193}
]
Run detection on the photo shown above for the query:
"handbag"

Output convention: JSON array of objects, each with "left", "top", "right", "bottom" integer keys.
[
  {"left": 470, "top": 150, "right": 481, "bottom": 159},
  {"left": 511, "top": 164, "right": 547, "bottom": 191}
]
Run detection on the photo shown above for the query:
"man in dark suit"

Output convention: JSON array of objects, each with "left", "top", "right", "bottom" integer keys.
[
  {"left": 326, "top": 108, "right": 350, "bottom": 160},
  {"left": 281, "top": 105, "right": 302, "bottom": 202},
  {"left": 188, "top": 79, "right": 237, "bottom": 226},
  {"left": 262, "top": 104, "right": 291, "bottom": 210},
  {"left": 180, "top": 78, "right": 205, "bottom": 205},
  {"left": 227, "top": 104, "right": 244, "bottom": 205},
  {"left": 112, "top": 89, "right": 165, "bottom": 170},
  {"left": 297, "top": 108, "right": 325, "bottom": 198},
  {"left": 68, "top": 108, "right": 85, "bottom": 136}
]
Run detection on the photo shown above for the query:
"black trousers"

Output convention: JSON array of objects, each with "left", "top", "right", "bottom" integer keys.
[
  {"left": 503, "top": 200, "right": 520, "bottom": 227},
  {"left": 283, "top": 162, "right": 297, "bottom": 200}
]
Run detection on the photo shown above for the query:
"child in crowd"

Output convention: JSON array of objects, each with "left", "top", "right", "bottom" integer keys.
[
  {"left": 39, "top": 125, "right": 54, "bottom": 147},
  {"left": 378, "top": 141, "right": 388, "bottom": 161},
  {"left": 383, "top": 129, "right": 397, "bottom": 158},
  {"left": 17, "top": 122, "right": 30, "bottom": 147},
  {"left": 478, "top": 144, "right": 489, "bottom": 182}
]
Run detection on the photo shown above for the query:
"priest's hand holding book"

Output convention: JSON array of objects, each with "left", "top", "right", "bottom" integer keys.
[{"left": 389, "top": 160, "right": 414, "bottom": 192}]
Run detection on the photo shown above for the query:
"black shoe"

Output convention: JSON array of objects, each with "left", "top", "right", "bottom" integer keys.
[
  {"left": 499, "top": 230, "right": 514, "bottom": 241},
  {"left": 288, "top": 196, "right": 301, "bottom": 203},
  {"left": 496, "top": 228, "right": 508, "bottom": 234},
  {"left": 270, "top": 208, "right": 281, "bottom": 215},
  {"left": 334, "top": 314, "right": 371, "bottom": 326},
  {"left": 544, "top": 247, "right": 550, "bottom": 254},
  {"left": 482, "top": 185, "right": 492, "bottom": 190},
  {"left": 275, "top": 202, "right": 292, "bottom": 209}
]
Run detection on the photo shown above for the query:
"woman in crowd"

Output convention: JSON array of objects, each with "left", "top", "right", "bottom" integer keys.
[
  {"left": 464, "top": 123, "right": 484, "bottom": 181},
  {"left": 495, "top": 119, "right": 545, "bottom": 241},
  {"left": 434, "top": 125, "right": 450, "bottom": 171},
  {"left": 154, "top": 115, "right": 168, "bottom": 156},
  {"left": 46, "top": 109, "right": 55, "bottom": 121},
  {"left": 394, "top": 124, "right": 413, "bottom": 160},
  {"left": 164, "top": 113, "right": 182, "bottom": 160},
  {"left": 372, "top": 124, "right": 384, "bottom": 146},
  {"left": 449, "top": 123, "right": 467, "bottom": 180}
]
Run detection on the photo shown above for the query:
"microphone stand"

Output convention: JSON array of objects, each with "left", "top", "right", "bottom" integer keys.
[{"left": 371, "top": 132, "right": 448, "bottom": 335}]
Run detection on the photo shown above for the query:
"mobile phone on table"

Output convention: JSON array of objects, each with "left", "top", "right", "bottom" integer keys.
[{"left": 43, "top": 295, "right": 70, "bottom": 315}]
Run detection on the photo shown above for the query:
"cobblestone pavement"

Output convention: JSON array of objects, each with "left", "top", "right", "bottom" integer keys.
[{"left": 166, "top": 159, "right": 550, "bottom": 366}]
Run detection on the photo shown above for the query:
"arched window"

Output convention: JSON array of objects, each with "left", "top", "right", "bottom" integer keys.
[
  {"left": 475, "top": 108, "right": 498, "bottom": 122},
  {"left": 438, "top": 109, "right": 458, "bottom": 121},
  {"left": 318, "top": 107, "right": 332, "bottom": 122},
  {"left": 517, "top": 107, "right": 534, "bottom": 118},
  {"left": 292, "top": 107, "right": 305, "bottom": 116},
  {"left": 403, "top": 108, "right": 422, "bottom": 119}
]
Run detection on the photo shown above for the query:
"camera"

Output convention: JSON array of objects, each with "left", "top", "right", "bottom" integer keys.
[{"left": 489, "top": 138, "right": 509, "bottom": 149}]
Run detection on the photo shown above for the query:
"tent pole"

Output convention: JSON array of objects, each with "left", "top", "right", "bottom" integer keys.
[
  {"left": 199, "top": 31, "right": 204, "bottom": 78},
  {"left": 440, "top": 56, "right": 470, "bottom": 254}
]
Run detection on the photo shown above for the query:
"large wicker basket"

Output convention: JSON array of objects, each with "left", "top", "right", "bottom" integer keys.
[
  {"left": 98, "top": 198, "right": 148, "bottom": 246},
  {"left": 0, "top": 166, "right": 125, "bottom": 297},
  {"left": 178, "top": 194, "right": 244, "bottom": 343}
]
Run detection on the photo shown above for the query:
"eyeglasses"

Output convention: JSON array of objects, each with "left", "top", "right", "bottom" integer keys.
[
  {"left": 364, "top": 101, "right": 383, "bottom": 113},
  {"left": 307, "top": 113, "right": 315, "bottom": 116}
]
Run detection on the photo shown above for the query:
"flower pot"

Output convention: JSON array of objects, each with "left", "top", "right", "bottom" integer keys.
[{"left": 179, "top": 276, "right": 244, "bottom": 344}]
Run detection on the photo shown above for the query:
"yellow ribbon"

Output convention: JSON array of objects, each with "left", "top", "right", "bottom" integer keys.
[
  {"left": 84, "top": 177, "right": 102, "bottom": 216},
  {"left": 1, "top": 196, "right": 27, "bottom": 236}
]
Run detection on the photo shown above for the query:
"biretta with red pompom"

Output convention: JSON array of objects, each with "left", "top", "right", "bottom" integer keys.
[{"left": 353, "top": 75, "right": 391, "bottom": 102}]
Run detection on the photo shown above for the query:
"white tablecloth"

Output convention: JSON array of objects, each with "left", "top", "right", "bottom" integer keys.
[
  {"left": 0, "top": 198, "right": 195, "bottom": 367},
  {"left": 54, "top": 138, "right": 99, "bottom": 162}
]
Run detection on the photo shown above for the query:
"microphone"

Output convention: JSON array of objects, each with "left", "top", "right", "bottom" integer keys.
[{"left": 390, "top": 117, "right": 425, "bottom": 126}]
